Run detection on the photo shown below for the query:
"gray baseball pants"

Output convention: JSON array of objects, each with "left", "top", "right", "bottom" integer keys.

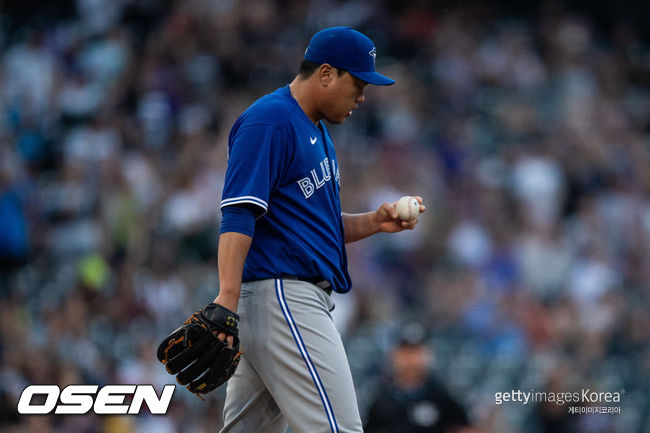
[{"left": 219, "top": 278, "right": 363, "bottom": 433}]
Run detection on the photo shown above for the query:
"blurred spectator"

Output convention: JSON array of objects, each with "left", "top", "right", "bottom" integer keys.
[
  {"left": 0, "top": 175, "right": 28, "bottom": 272},
  {"left": 365, "top": 322, "right": 474, "bottom": 433}
]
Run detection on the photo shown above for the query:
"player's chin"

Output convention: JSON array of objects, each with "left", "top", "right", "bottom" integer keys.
[{"left": 325, "top": 111, "right": 352, "bottom": 124}]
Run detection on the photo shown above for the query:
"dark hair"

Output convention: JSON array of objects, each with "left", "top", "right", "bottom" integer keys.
[{"left": 299, "top": 60, "right": 347, "bottom": 79}]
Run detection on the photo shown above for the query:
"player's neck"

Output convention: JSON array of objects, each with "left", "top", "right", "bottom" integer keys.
[{"left": 289, "top": 78, "right": 320, "bottom": 125}]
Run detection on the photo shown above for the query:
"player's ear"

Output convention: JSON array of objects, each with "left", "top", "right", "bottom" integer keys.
[{"left": 318, "top": 63, "right": 333, "bottom": 87}]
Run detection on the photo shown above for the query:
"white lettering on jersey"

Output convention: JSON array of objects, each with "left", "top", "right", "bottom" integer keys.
[
  {"left": 321, "top": 158, "right": 331, "bottom": 181},
  {"left": 297, "top": 177, "right": 315, "bottom": 198},
  {"left": 331, "top": 159, "right": 340, "bottom": 184},
  {"left": 311, "top": 167, "right": 326, "bottom": 188},
  {"left": 297, "top": 157, "right": 339, "bottom": 199}
]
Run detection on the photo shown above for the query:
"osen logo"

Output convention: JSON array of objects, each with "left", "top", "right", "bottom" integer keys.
[{"left": 17, "top": 384, "right": 175, "bottom": 415}]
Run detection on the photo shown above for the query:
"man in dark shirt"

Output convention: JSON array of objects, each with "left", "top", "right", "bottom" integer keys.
[{"left": 365, "top": 323, "right": 475, "bottom": 433}]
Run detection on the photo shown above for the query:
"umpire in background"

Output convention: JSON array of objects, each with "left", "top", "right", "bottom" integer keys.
[{"left": 365, "top": 323, "right": 477, "bottom": 433}]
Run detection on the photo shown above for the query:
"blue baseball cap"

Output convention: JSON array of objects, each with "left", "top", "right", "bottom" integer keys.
[{"left": 304, "top": 27, "right": 395, "bottom": 86}]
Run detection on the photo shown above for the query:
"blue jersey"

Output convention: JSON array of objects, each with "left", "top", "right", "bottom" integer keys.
[{"left": 221, "top": 86, "right": 351, "bottom": 293}]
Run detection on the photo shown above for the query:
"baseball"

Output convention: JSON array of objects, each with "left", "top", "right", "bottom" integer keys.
[{"left": 395, "top": 196, "right": 420, "bottom": 221}]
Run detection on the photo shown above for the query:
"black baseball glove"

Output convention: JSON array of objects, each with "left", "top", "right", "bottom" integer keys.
[{"left": 157, "top": 303, "right": 242, "bottom": 398}]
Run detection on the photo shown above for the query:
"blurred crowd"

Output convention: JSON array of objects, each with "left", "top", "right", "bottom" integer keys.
[{"left": 1, "top": 1, "right": 649, "bottom": 432}]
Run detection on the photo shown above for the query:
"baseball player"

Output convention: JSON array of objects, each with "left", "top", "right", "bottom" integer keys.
[{"left": 158, "top": 27, "right": 425, "bottom": 433}]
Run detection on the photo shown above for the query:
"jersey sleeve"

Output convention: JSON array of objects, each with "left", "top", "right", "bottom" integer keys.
[{"left": 221, "top": 123, "right": 286, "bottom": 218}]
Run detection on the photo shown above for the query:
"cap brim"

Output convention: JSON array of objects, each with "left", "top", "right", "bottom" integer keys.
[{"left": 349, "top": 70, "right": 395, "bottom": 86}]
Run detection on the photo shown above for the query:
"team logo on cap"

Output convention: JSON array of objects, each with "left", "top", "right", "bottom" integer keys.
[{"left": 369, "top": 47, "right": 376, "bottom": 65}]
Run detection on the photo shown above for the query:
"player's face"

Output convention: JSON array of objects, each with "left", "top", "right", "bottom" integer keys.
[
  {"left": 391, "top": 345, "right": 431, "bottom": 383},
  {"left": 322, "top": 71, "right": 367, "bottom": 124}
]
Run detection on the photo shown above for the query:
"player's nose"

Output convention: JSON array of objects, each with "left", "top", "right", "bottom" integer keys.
[{"left": 356, "top": 94, "right": 365, "bottom": 104}]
